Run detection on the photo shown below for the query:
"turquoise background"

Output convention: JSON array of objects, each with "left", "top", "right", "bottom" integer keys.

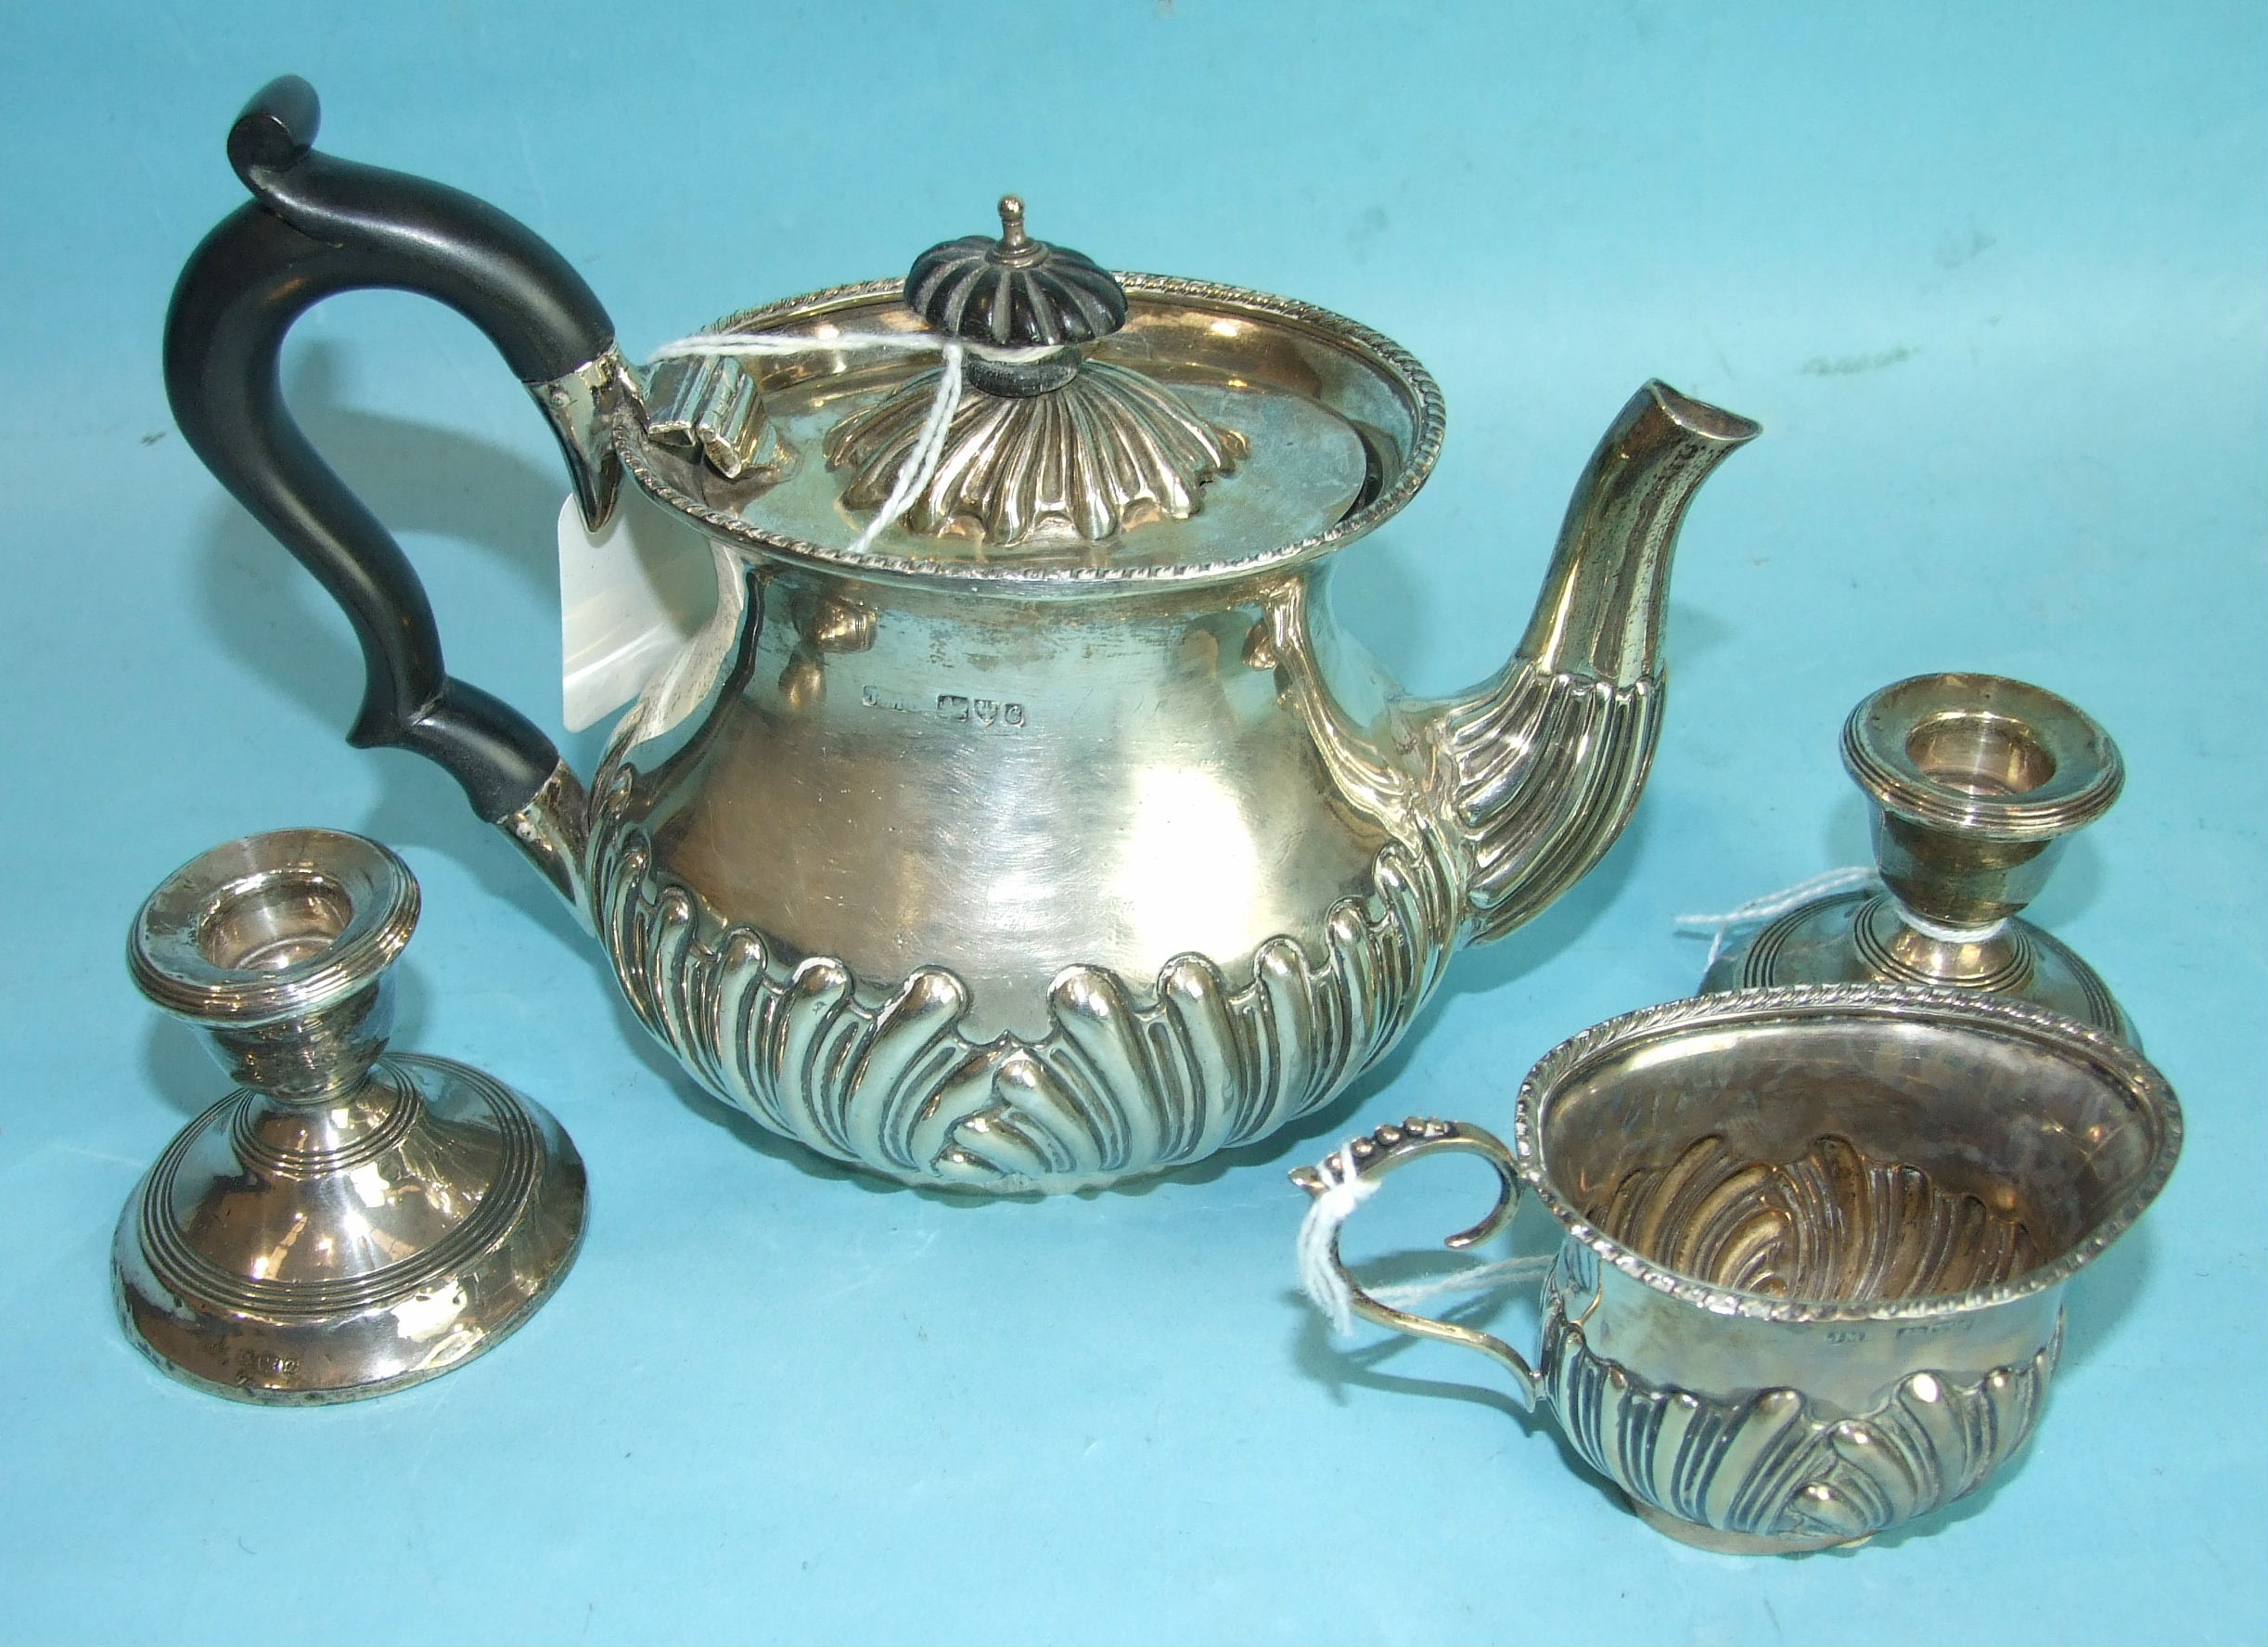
[{"left": 1, "top": 3, "right": 2261, "bottom": 1642}]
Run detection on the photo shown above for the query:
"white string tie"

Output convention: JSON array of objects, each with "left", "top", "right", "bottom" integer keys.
[
  {"left": 1673, "top": 866, "right": 1878, "bottom": 969},
  {"left": 1296, "top": 1144, "right": 1379, "bottom": 1338},
  {"left": 840, "top": 339, "right": 964, "bottom": 557},
  {"left": 1886, "top": 899, "right": 2007, "bottom": 946},
  {"left": 644, "top": 329, "right": 1063, "bottom": 557},
  {"left": 1297, "top": 1148, "right": 1547, "bottom": 1337},
  {"left": 649, "top": 330, "right": 953, "bottom": 363},
  {"left": 1674, "top": 866, "right": 2011, "bottom": 962},
  {"left": 1369, "top": 1255, "right": 1553, "bottom": 1312}
]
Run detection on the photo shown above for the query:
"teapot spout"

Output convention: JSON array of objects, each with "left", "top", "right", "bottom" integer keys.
[
  {"left": 1422, "top": 381, "right": 1757, "bottom": 945},
  {"left": 1520, "top": 380, "right": 1761, "bottom": 685}
]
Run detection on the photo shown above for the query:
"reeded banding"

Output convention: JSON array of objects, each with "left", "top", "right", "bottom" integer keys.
[
  {"left": 137, "top": 1062, "right": 543, "bottom": 1318},
  {"left": 128, "top": 831, "right": 419, "bottom": 1026},
  {"left": 1843, "top": 675, "right": 2125, "bottom": 842}
]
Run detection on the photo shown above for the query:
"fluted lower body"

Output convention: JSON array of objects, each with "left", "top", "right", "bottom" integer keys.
[
  {"left": 1538, "top": 1243, "right": 2056, "bottom": 1552},
  {"left": 590, "top": 780, "right": 1461, "bottom": 1192}
]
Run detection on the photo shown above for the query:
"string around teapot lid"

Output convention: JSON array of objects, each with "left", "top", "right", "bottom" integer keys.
[{"left": 643, "top": 197, "right": 1245, "bottom": 552}]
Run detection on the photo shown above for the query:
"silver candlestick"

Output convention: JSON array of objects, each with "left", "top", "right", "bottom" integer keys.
[
  {"left": 115, "top": 829, "right": 586, "bottom": 1403},
  {"left": 1701, "top": 673, "right": 2132, "bottom": 1041}
]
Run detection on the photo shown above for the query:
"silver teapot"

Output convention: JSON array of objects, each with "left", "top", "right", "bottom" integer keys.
[{"left": 165, "top": 79, "right": 1757, "bottom": 1192}]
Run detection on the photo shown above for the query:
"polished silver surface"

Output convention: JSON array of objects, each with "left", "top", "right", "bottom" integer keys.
[
  {"left": 197, "top": 220, "right": 1757, "bottom": 1191},
  {"left": 1703, "top": 674, "right": 2132, "bottom": 1038},
  {"left": 115, "top": 830, "right": 586, "bottom": 1403},
  {"left": 1296, "top": 985, "right": 2181, "bottom": 1552},
  {"left": 607, "top": 275, "right": 1446, "bottom": 585},
  {"left": 514, "top": 315, "right": 1758, "bottom": 1190}
]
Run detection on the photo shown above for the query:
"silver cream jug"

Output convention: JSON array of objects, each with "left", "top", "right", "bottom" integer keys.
[{"left": 165, "top": 78, "right": 1758, "bottom": 1192}]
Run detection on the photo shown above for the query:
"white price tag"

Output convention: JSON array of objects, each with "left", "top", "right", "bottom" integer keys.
[{"left": 557, "top": 487, "right": 719, "bottom": 733}]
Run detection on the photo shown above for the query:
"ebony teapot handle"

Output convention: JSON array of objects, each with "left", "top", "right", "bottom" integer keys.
[{"left": 163, "top": 76, "right": 624, "bottom": 821}]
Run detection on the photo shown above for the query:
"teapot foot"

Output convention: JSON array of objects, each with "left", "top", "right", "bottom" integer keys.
[{"left": 1623, "top": 1496, "right": 1868, "bottom": 1557}]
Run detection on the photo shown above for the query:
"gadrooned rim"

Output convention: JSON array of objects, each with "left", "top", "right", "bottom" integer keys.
[
  {"left": 1511, "top": 983, "right": 2182, "bottom": 1325},
  {"left": 1842, "top": 672, "right": 2126, "bottom": 841},
  {"left": 127, "top": 830, "right": 418, "bottom": 1026},
  {"left": 614, "top": 273, "right": 1447, "bottom": 591}
]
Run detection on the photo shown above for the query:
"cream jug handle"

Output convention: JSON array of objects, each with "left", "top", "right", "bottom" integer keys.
[
  {"left": 1291, "top": 1120, "right": 1542, "bottom": 1406},
  {"left": 163, "top": 77, "right": 626, "bottom": 827}
]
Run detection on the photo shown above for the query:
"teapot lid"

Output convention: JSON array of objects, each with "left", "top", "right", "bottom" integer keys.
[{"left": 614, "top": 201, "right": 1444, "bottom": 590}]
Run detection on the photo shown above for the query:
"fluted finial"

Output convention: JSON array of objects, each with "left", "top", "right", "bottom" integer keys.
[
  {"left": 903, "top": 197, "right": 1126, "bottom": 349},
  {"left": 827, "top": 194, "right": 1249, "bottom": 547}
]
